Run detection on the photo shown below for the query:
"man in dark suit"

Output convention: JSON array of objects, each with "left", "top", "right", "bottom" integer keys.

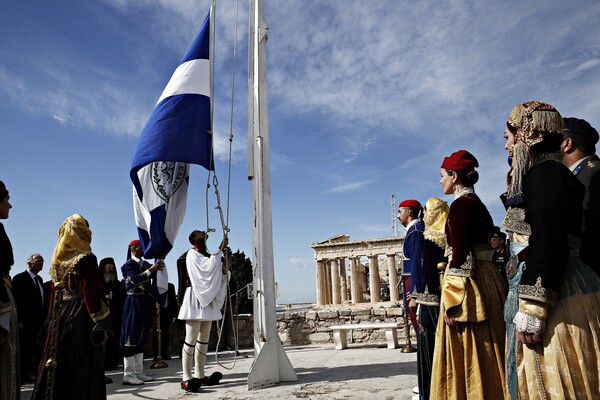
[
  {"left": 152, "top": 282, "right": 177, "bottom": 360},
  {"left": 490, "top": 226, "right": 508, "bottom": 282},
  {"left": 561, "top": 117, "right": 600, "bottom": 274},
  {"left": 176, "top": 252, "right": 189, "bottom": 307},
  {"left": 12, "top": 253, "right": 48, "bottom": 382}
]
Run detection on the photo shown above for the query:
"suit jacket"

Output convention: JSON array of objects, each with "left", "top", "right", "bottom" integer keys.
[
  {"left": 576, "top": 154, "right": 600, "bottom": 273},
  {"left": 167, "top": 283, "right": 177, "bottom": 316},
  {"left": 176, "top": 251, "right": 190, "bottom": 307},
  {"left": 575, "top": 154, "right": 600, "bottom": 212},
  {"left": 158, "top": 282, "right": 177, "bottom": 316},
  {"left": 12, "top": 270, "right": 47, "bottom": 334}
]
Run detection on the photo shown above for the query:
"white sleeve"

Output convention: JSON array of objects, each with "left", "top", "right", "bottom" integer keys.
[
  {"left": 187, "top": 249, "right": 226, "bottom": 308},
  {"left": 212, "top": 271, "right": 230, "bottom": 311}
]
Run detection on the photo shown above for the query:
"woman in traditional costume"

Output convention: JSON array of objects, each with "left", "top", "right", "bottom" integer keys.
[
  {"left": 500, "top": 104, "right": 534, "bottom": 399},
  {"left": 430, "top": 150, "right": 508, "bottom": 399},
  {"left": 411, "top": 197, "right": 448, "bottom": 400},
  {"left": 0, "top": 180, "right": 19, "bottom": 400},
  {"left": 32, "top": 214, "right": 111, "bottom": 400},
  {"left": 503, "top": 101, "right": 600, "bottom": 399}
]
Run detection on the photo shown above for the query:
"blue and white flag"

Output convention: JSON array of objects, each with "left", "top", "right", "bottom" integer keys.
[{"left": 130, "top": 12, "right": 213, "bottom": 259}]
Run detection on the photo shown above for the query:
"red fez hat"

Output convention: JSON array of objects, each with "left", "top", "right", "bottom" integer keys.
[
  {"left": 129, "top": 239, "right": 140, "bottom": 247},
  {"left": 399, "top": 199, "right": 422, "bottom": 209},
  {"left": 441, "top": 150, "right": 479, "bottom": 173}
]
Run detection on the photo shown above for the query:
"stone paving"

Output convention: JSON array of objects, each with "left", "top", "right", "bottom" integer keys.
[{"left": 21, "top": 343, "right": 419, "bottom": 399}]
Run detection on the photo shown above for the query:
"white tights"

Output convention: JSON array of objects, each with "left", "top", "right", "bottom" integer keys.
[{"left": 181, "top": 320, "right": 212, "bottom": 381}]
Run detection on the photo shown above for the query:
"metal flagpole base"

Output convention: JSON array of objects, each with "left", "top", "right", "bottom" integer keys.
[
  {"left": 247, "top": 341, "right": 297, "bottom": 390},
  {"left": 401, "top": 345, "right": 416, "bottom": 353}
]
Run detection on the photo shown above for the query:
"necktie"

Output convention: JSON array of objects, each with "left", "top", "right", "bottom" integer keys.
[{"left": 34, "top": 276, "right": 44, "bottom": 299}]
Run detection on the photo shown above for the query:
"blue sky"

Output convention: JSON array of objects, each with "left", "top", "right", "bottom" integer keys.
[{"left": 1, "top": 0, "right": 599, "bottom": 303}]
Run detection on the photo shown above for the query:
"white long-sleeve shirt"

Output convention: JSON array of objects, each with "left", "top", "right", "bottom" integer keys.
[{"left": 177, "top": 248, "right": 229, "bottom": 321}]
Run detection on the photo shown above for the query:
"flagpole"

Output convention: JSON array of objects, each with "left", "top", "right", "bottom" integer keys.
[
  {"left": 209, "top": 1, "right": 215, "bottom": 130},
  {"left": 247, "top": 0, "right": 297, "bottom": 390}
]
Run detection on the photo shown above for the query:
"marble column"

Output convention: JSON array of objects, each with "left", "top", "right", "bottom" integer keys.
[
  {"left": 330, "top": 258, "right": 341, "bottom": 305},
  {"left": 359, "top": 262, "right": 367, "bottom": 302},
  {"left": 349, "top": 257, "right": 361, "bottom": 304},
  {"left": 325, "top": 259, "right": 332, "bottom": 304},
  {"left": 368, "top": 255, "right": 381, "bottom": 303},
  {"left": 339, "top": 257, "right": 348, "bottom": 302},
  {"left": 387, "top": 254, "right": 400, "bottom": 302},
  {"left": 316, "top": 259, "right": 326, "bottom": 305}
]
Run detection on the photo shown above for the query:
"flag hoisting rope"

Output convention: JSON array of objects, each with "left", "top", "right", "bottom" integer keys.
[
  {"left": 130, "top": 12, "right": 213, "bottom": 259},
  {"left": 247, "top": 0, "right": 297, "bottom": 389}
]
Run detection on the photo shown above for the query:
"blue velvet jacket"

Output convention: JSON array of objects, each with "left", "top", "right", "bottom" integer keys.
[{"left": 402, "top": 220, "right": 424, "bottom": 294}]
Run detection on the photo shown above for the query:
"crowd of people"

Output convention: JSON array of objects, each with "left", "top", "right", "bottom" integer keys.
[
  {"left": 2, "top": 99, "right": 600, "bottom": 400},
  {"left": 403, "top": 101, "right": 600, "bottom": 399},
  {"left": 0, "top": 185, "right": 230, "bottom": 399}
]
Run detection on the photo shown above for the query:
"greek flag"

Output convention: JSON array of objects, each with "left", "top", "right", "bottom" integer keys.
[{"left": 130, "top": 12, "right": 212, "bottom": 259}]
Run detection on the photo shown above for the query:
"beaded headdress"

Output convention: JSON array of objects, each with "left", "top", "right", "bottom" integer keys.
[{"left": 502, "top": 101, "right": 563, "bottom": 235}]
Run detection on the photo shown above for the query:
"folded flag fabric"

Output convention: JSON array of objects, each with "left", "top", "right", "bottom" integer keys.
[{"left": 130, "top": 11, "right": 213, "bottom": 259}]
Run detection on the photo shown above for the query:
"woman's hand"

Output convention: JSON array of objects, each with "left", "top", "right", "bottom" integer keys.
[
  {"left": 408, "top": 297, "right": 417, "bottom": 312},
  {"left": 443, "top": 311, "right": 456, "bottom": 327},
  {"left": 516, "top": 330, "right": 542, "bottom": 345},
  {"left": 513, "top": 311, "right": 545, "bottom": 345}
]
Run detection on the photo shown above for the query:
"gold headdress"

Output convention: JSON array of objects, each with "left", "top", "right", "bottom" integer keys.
[
  {"left": 49, "top": 214, "right": 92, "bottom": 283},
  {"left": 507, "top": 100, "right": 563, "bottom": 149},
  {"left": 423, "top": 197, "right": 449, "bottom": 249},
  {"left": 502, "top": 101, "right": 563, "bottom": 235}
]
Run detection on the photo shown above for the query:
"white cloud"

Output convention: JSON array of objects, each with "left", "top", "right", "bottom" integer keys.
[
  {"left": 52, "top": 115, "right": 70, "bottom": 125},
  {"left": 327, "top": 180, "right": 369, "bottom": 194},
  {"left": 287, "top": 257, "right": 310, "bottom": 269},
  {"left": 565, "top": 59, "right": 600, "bottom": 80},
  {"left": 5, "top": 0, "right": 600, "bottom": 161},
  {"left": 360, "top": 224, "right": 390, "bottom": 236}
]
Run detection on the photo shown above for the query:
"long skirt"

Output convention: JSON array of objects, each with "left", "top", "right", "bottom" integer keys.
[
  {"left": 430, "top": 260, "right": 507, "bottom": 399},
  {"left": 0, "top": 284, "right": 20, "bottom": 400},
  {"left": 504, "top": 241, "right": 527, "bottom": 399},
  {"left": 517, "top": 251, "right": 600, "bottom": 399},
  {"left": 416, "top": 303, "right": 439, "bottom": 400},
  {"left": 32, "top": 298, "right": 105, "bottom": 400}
]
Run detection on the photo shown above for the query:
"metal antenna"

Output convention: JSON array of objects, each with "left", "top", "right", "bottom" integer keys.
[{"left": 391, "top": 194, "right": 398, "bottom": 237}]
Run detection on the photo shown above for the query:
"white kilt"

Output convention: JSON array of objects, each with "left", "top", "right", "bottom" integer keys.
[{"left": 178, "top": 285, "right": 226, "bottom": 321}]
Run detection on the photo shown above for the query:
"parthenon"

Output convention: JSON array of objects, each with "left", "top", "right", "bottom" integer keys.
[{"left": 311, "top": 234, "right": 404, "bottom": 306}]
